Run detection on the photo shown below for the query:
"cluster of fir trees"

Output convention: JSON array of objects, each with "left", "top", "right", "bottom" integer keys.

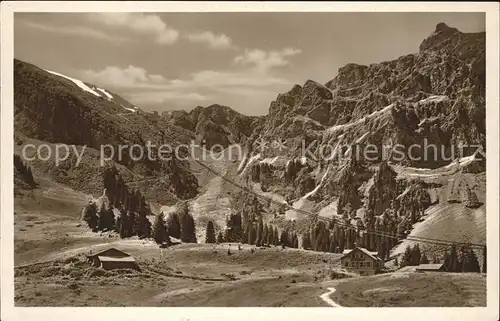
[
  {"left": 399, "top": 243, "right": 483, "bottom": 273},
  {"left": 151, "top": 201, "right": 197, "bottom": 245},
  {"left": 82, "top": 166, "right": 152, "bottom": 238},
  {"left": 443, "top": 244, "right": 482, "bottom": 273},
  {"left": 82, "top": 201, "right": 116, "bottom": 233},
  {"left": 14, "top": 154, "right": 35, "bottom": 185},
  {"left": 224, "top": 192, "right": 291, "bottom": 247},
  {"left": 400, "top": 244, "right": 429, "bottom": 267}
]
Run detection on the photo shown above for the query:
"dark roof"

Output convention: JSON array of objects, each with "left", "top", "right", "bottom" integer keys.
[{"left": 87, "top": 247, "right": 132, "bottom": 258}]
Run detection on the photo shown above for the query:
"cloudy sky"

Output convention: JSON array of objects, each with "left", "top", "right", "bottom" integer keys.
[{"left": 14, "top": 12, "right": 484, "bottom": 115}]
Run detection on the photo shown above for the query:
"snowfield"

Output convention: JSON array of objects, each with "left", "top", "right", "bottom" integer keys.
[{"left": 46, "top": 70, "right": 102, "bottom": 98}]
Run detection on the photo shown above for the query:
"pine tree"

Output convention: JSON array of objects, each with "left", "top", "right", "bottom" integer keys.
[
  {"left": 338, "top": 228, "right": 345, "bottom": 252},
  {"left": 267, "top": 225, "right": 273, "bottom": 246},
  {"left": 401, "top": 245, "right": 413, "bottom": 267},
  {"left": 412, "top": 244, "right": 421, "bottom": 265},
  {"left": 443, "top": 251, "right": 451, "bottom": 270},
  {"left": 98, "top": 203, "right": 115, "bottom": 232},
  {"left": 302, "top": 232, "right": 312, "bottom": 250},
  {"left": 280, "top": 229, "right": 288, "bottom": 247},
  {"left": 420, "top": 253, "right": 430, "bottom": 264},
  {"left": 449, "top": 244, "right": 459, "bottom": 272},
  {"left": 217, "top": 231, "right": 224, "bottom": 243},
  {"left": 468, "top": 248, "right": 481, "bottom": 273},
  {"left": 205, "top": 221, "right": 216, "bottom": 244},
  {"left": 166, "top": 212, "right": 181, "bottom": 239},
  {"left": 152, "top": 213, "right": 167, "bottom": 244},
  {"left": 249, "top": 223, "right": 256, "bottom": 245},
  {"left": 118, "top": 210, "right": 129, "bottom": 238},
  {"left": 180, "top": 211, "right": 197, "bottom": 243},
  {"left": 322, "top": 232, "right": 330, "bottom": 252},
  {"left": 262, "top": 225, "right": 268, "bottom": 246},
  {"left": 25, "top": 166, "right": 34, "bottom": 185},
  {"left": 482, "top": 246, "right": 487, "bottom": 273},
  {"left": 255, "top": 215, "right": 263, "bottom": 246},
  {"left": 137, "top": 207, "right": 151, "bottom": 239},
  {"left": 377, "top": 239, "right": 387, "bottom": 261},
  {"left": 293, "top": 233, "right": 299, "bottom": 248},
  {"left": 82, "top": 202, "right": 98, "bottom": 231},
  {"left": 329, "top": 233, "right": 338, "bottom": 253}
]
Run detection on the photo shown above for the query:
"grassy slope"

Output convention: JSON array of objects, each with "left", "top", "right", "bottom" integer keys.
[{"left": 329, "top": 272, "right": 486, "bottom": 307}]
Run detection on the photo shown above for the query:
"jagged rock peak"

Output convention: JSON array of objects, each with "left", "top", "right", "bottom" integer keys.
[
  {"left": 419, "top": 22, "right": 461, "bottom": 52},
  {"left": 435, "top": 22, "right": 457, "bottom": 33}
]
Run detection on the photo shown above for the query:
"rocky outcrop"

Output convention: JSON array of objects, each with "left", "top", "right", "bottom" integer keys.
[
  {"left": 238, "top": 23, "right": 485, "bottom": 253},
  {"left": 251, "top": 23, "right": 485, "bottom": 170},
  {"left": 164, "top": 104, "right": 264, "bottom": 149}
]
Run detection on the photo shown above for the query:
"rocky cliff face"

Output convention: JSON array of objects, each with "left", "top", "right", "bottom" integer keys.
[
  {"left": 237, "top": 23, "right": 485, "bottom": 251},
  {"left": 253, "top": 23, "right": 485, "bottom": 164}
]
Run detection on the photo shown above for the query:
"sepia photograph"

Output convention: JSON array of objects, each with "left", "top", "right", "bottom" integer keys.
[{"left": 1, "top": 2, "right": 499, "bottom": 321}]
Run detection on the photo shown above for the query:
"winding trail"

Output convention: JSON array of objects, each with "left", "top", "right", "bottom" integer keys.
[{"left": 319, "top": 287, "right": 342, "bottom": 307}]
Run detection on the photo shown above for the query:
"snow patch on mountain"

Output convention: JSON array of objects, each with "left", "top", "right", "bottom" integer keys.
[
  {"left": 239, "top": 153, "right": 261, "bottom": 175},
  {"left": 121, "top": 105, "right": 138, "bottom": 113},
  {"left": 96, "top": 87, "right": 114, "bottom": 101},
  {"left": 46, "top": 70, "right": 102, "bottom": 97},
  {"left": 419, "top": 95, "right": 449, "bottom": 104},
  {"left": 302, "top": 167, "right": 330, "bottom": 200},
  {"left": 326, "top": 104, "right": 394, "bottom": 133}
]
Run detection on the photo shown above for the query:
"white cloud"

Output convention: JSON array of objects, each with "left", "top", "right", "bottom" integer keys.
[
  {"left": 88, "top": 13, "right": 179, "bottom": 45},
  {"left": 79, "top": 64, "right": 293, "bottom": 105},
  {"left": 21, "top": 20, "right": 131, "bottom": 44},
  {"left": 81, "top": 66, "right": 167, "bottom": 88},
  {"left": 128, "top": 91, "right": 211, "bottom": 104},
  {"left": 234, "top": 47, "right": 302, "bottom": 71},
  {"left": 187, "top": 31, "right": 233, "bottom": 50}
]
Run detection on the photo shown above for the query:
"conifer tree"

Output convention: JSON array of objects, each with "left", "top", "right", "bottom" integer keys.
[
  {"left": 302, "top": 232, "right": 312, "bottom": 250},
  {"left": 166, "top": 212, "right": 181, "bottom": 239},
  {"left": 262, "top": 225, "right": 268, "bottom": 246},
  {"left": 338, "top": 228, "right": 345, "bottom": 253},
  {"left": 420, "top": 253, "right": 430, "bottom": 264},
  {"left": 280, "top": 229, "right": 288, "bottom": 246},
  {"left": 180, "top": 210, "right": 197, "bottom": 243},
  {"left": 266, "top": 225, "right": 273, "bottom": 245},
  {"left": 412, "top": 244, "right": 421, "bottom": 265},
  {"left": 205, "top": 220, "right": 216, "bottom": 244},
  {"left": 82, "top": 202, "right": 98, "bottom": 231},
  {"left": 255, "top": 215, "right": 263, "bottom": 246},
  {"left": 217, "top": 231, "right": 224, "bottom": 243},
  {"left": 449, "top": 244, "right": 459, "bottom": 272},
  {"left": 118, "top": 210, "right": 129, "bottom": 238},
  {"left": 329, "top": 233, "right": 338, "bottom": 253},
  {"left": 377, "top": 239, "right": 387, "bottom": 261},
  {"left": 248, "top": 223, "right": 256, "bottom": 245},
  {"left": 293, "top": 233, "right": 299, "bottom": 248},
  {"left": 152, "top": 213, "right": 167, "bottom": 244},
  {"left": 401, "top": 245, "right": 413, "bottom": 267},
  {"left": 98, "top": 203, "right": 115, "bottom": 232},
  {"left": 468, "top": 248, "right": 481, "bottom": 273},
  {"left": 482, "top": 245, "right": 487, "bottom": 273}
]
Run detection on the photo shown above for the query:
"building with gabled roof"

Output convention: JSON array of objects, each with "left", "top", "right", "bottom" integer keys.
[
  {"left": 86, "top": 247, "right": 139, "bottom": 271},
  {"left": 415, "top": 263, "right": 447, "bottom": 272},
  {"left": 340, "top": 247, "right": 384, "bottom": 276}
]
